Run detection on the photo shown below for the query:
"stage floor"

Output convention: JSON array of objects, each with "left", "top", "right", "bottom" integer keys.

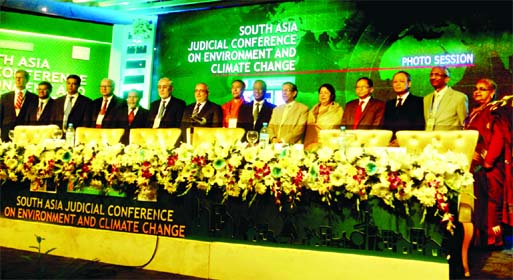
[{"left": 1, "top": 217, "right": 449, "bottom": 280}]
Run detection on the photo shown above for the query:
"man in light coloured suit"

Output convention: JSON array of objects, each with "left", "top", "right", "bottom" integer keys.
[
  {"left": 423, "top": 66, "right": 468, "bottom": 130},
  {"left": 268, "top": 82, "right": 308, "bottom": 144}
]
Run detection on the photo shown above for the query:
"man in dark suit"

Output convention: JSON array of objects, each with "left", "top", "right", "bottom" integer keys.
[
  {"left": 147, "top": 77, "right": 186, "bottom": 128},
  {"left": 384, "top": 71, "right": 425, "bottom": 144},
  {"left": 180, "top": 82, "right": 222, "bottom": 142},
  {"left": 237, "top": 79, "right": 276, "bottom": 133},
  {"left": 342, "top": 77, "right": 384, "bottom": 129},
  {"left": 92, "top": 78, "right": 126, "bottom": 128},
  {"left": 29, "top": 81, "right": 55, "bottom": 125},
  {"left": 0, "top": 69, "right": 38, "bottom": 141},
  {"left": 50, "top": 74, "right": 92, "bottom": 129},
  {"left": 117, "top": 89, "right": 149, "bottom": 144}
]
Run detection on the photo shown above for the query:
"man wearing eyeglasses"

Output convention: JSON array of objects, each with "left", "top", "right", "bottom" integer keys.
[
  {"left": 383, "top": 71, "right": 425, "bottom": 145},
  {"left": 268, "top": 82, "right": 308, "bottom": 144},
  {"left": 423, "top": 66, "right": 468, "bottom": 130},
  {"left": 92, "top": 78, "right": 126, "bottom": 128},
  {"left": 342, "top": 77, "right": 385, "bottom": 129}
]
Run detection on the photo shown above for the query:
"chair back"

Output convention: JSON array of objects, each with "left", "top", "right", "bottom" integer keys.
[
  {"left": 13, "top": 125, "right": 60, "bottom": 145},
  {"left": 192, "top": 127, "right": 245, "bottom": 148},
  {"left": 318, "top": 129, "right": 393, "bottom": 149},
  {"left": 75, "top": 127, "right": 125, "bottom": 145},
  {"left": 129, "top": 128, "right": 182, "bottom": 148},
  {"left": 395, "top": 130, "right": 479, "bottom": 171}
]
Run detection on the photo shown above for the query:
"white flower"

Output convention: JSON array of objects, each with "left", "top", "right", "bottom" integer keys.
[
  {"left": 316, "top": 147, "right": 334, "bottom": 162},
  {"left": 5, "top": 158, "right": 18, "bottom": 169},
  {"left": 258, "top": 147, "right": 275, "bottom": 163},
  {"left": 254, "top": 182, "right": 267, "bottom": 195},
  {"left": 413, "top": 185, "right": 437, "bottom": 207},
  {"left": 227, "top": 153, "right": 242, "bottom": 167}
]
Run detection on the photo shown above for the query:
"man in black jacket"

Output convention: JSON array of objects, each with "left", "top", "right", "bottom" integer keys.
[
  {"left": 237, "top": 79, "right": 275, "bottom": 133},
  {"left": 383, "top": 71, "right": 425, "bottom": 145},
  {"left": 0, "top": 69, "right": 38, "bottom": 141},
  {"left": 50, "top": 74, "right": 92, "bottom": 130},
  {"left": 147, "top": 77, "right": 185, "bottom": 128},
  {"left": 92, "top": 78, "right": 126, "bottom": 128}
]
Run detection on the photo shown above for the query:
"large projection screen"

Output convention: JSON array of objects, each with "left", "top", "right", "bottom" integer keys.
[
  {"left": 156, "top": 0, "right": 512, "bottom": 107},
  {"left": 0, "top": 12, "right": 112, "bottom": 100}
]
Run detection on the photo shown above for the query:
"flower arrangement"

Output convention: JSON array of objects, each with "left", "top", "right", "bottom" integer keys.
[{"left": 0, "top": 140, "right": 473, "bottom": 234}]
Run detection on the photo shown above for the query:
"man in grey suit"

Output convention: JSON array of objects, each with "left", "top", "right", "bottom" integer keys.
[
  {"left": 423, "top": 66, "right": 468, "bottom": 130},
  {"left": 268, "top": 82, "right": 308, "bottom": 144}
]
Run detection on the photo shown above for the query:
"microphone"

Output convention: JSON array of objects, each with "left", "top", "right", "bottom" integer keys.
[{"left": 191, "top": 114, "right": 207, "bottom": 125}]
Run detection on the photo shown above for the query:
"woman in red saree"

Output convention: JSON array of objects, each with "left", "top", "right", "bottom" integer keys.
[{"left": 465, "top": 78, "right": 510, "bottom": 248}]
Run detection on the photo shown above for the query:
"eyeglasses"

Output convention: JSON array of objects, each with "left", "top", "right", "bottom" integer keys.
[
  {"left": 474, "top": 87, "right": 491, "bottom": 91},
  {"left": 355, "top": 86, "right": 370, "bottom": 89},
  {"left": 99, "top": 85, "right": 111, "bottom": 88},
  {"left": 430, "top": 73, "right": 447, "bottom": 77}
]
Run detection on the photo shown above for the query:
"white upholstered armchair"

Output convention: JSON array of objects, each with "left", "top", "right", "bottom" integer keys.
[{"left": 396, "top": 130, "right": 479, "bottom": 277}]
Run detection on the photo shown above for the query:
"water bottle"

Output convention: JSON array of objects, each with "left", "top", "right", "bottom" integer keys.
[
  {"left": 338, "top": 126, "right": 346, "bottom": 150},
  {"left": 65, "top": 123, "right": 75, "bottom": 146},
  {"left": 259, "top": 122, "right": 269, "bottom": 147}
]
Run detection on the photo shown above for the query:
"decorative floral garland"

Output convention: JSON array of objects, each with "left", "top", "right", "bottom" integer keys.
[{"left": 0, "top": 140, "right": 474, "bottom": 234}]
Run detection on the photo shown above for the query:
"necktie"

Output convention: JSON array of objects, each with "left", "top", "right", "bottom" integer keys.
[
  {"left": 37, "top": 101, "right": 43, "bottom": 120},
  {"left": 193, "top": 103, "right": 201, "bottom": 115},
  {"left": 128, "top": 108, "right": 135, "bottom": 125},
  {"left": 63, "top": 95, "right": 74, "bottom": 128},
  {"left": 100, "top": 97, "right": 108, "bottom": 115},
  {"left": 15, "top": 91, "right": 23, "bottom": 110},
  {"left": 158, "top": 101, "right": 167, "bottom": 118},
  {"left": 253, "top": 102, "right": 260, "bottom": 122},
  {"left": 353, "top": 101, "right": 363, "bottom": 129},
  {"left": 396, "top": 98, "right": 403, "bottom": 107}
]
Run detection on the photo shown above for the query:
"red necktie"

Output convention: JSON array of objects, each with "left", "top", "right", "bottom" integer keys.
[
  {"left": 100, "top": 98, "right": 108, "bottom": 115},
  {"left": 15, "top": 92, "right": 23, "bottom": 110},
  {"left": 353, "top": 101, "right": 363, "bottom": 129},
  {"left": 128, "top": 109, "right": 135, "bottom": 125}
]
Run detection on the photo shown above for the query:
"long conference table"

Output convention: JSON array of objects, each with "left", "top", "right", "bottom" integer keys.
[{"left": 0, "top": 140, "right": 471, "bottom": 279}]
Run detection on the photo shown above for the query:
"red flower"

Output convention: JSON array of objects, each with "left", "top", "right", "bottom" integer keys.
[{"left": 167, "top": 154, "right": 178, "bottom": 166}]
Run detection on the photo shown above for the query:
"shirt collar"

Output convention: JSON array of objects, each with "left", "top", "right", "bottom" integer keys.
[
  {"left": 358, "top": 96, "right": 371, "bottom": 104},
  {"left": 397, "top": 92, "right": 410, "bottom": 100},
  {"left": 435, "top": 86, "right": 448, "bottom": 96}
]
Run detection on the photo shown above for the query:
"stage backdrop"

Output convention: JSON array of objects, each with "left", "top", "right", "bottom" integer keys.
[
  {"left": 0, "top": 11, "right": 112, "bottom": 100},
  {"left": 155, "top": 0, "right": 512, "bottom": 108}
]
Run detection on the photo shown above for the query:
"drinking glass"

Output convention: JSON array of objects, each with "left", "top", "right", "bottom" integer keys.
[
  {"left": 246, "top": 131, "right": 259, "bottom": 146},
  {"left": 52, "top": 128, "right": 63, "bottom": 140}
]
